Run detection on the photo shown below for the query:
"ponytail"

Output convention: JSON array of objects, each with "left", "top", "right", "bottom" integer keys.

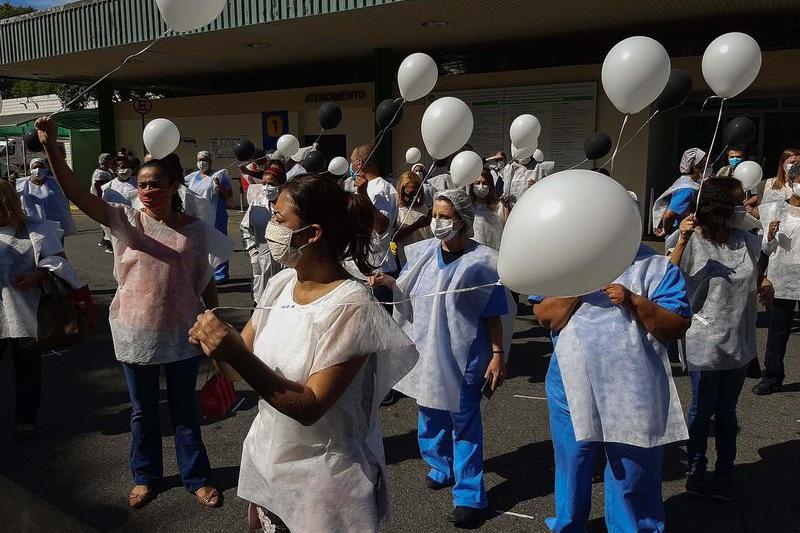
[{"left": 345, "top": 193, "right": 377, "bottom": 275}]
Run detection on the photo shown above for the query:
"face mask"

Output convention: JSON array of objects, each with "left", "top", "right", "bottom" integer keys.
[
  {"left": 785, "top": 163, "right": 795, "bottom": 175},
  {"left": 266, "top": 221, "right": 311, "bottom": 267},
  {"left": 117, "top": 169, "right": 132, "bottom": 181},
  {"left": 728, "top": 157, "right": 743, "bottom": 169},
  {"left": 30, "top": 168, "right": 46, "bottom": 182},
  {"left": 264, "top": 185, "right": 280, "bottom": 202},
  {"left": 430, "top": 217, "right": 457, "bottom": 242},
  {"left": 701, "top": 168, "right": 713, "bottom": 179},
  {"left": 519, "top": 157, "right": 532, "bottom": 166},
  {"left": 792, "top": 182, "right": 800, "bottom": 198},
  {"left": 139, "top": 187, "right": 172, "bottom": 211},
  {"left": 402, "top": 192, "right": 417, "bottom": 205},
  {"left": 198, "top": 161, "right": 211, "bottom": 172},
  {"left": 473, "top": 184, "right": 490, "bottom": 199}
]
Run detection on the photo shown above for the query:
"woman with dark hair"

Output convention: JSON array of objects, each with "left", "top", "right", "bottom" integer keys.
[
  {"left": 35, "top": 116, "right": 232, "bottom": 510},
  {"left": 188, "top": 175, "right": 418, "bottom": 532},
  {"left": 469, "top": 168, "right": 510, "bottom": 251},
  {"left": 669, "top": 177, "right": 772, "bottom": 500}
]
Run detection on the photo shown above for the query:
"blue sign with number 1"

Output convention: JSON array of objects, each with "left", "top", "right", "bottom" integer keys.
[{"left": 262, "top": 111, "right": 289, "bottom": 151}]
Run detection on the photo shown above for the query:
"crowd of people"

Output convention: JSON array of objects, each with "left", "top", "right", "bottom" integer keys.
[{"left": 1, "top": 114, "right": 798, "bottom": 532}]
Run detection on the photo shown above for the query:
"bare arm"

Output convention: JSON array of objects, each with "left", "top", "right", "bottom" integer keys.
[
  {"left": 669, "top": 216, "right": 696, "bottom": 266},
  {"left": 189, "top": 312, "right": 366, "bottom": 426},
  {"left": 604, "top": 284, "right": 690, "bottom": 343},
  {"left": 484, "top": 315, "right": 506, "bottom": 390},
  {"left": 532, "top": 297, "right": 581, "bottom": 332},
  {"left": 36, "top": 117, "right": 109, "bottom": 226},
  {"left": 660, "top": 210, "right": 678, "bottom": 236}
]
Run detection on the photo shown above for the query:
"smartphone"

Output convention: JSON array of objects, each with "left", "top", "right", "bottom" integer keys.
[{"left": 481, "top": 377, "right": 495, "bottom": 400}]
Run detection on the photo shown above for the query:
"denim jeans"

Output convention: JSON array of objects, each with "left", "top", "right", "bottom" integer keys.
[
  {"left": 687, "top": 364, "right": 748, "bottom": 478},
  {"left": 0, "top": 338, "right": 41, "bottom": 425},
  {"left": 121, "top": 356, "right": 212, "bottom": 492}
]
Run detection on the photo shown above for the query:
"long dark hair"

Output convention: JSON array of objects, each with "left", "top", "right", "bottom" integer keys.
[
  {"left": 469, "top": 168, "right": 499, "bottom": 209},
  {"left": 696, "top": 178, "right": 737, "bottom": 245},
  {"left": 283, "top": 174, "right": 375, "bottom": 274},
  {"left": 140, "top": 153, "right": 185, "bottom": 213}
]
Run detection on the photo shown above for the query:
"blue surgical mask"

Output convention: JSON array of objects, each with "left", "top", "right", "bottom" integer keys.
[
  {"left": 348, "top": 165, "right": 356, "bottom": 180},
  {"left": 729, "top": 156, "right": 743, "bottom": 169}
]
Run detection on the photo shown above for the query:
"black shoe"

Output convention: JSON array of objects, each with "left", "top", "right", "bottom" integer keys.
[
  {"left": 710, "top": 476, "right": 734, "bottom": 502},
  {"left": 452, "top": 506, "right": 485, "bottom": 529},
  {"left": 746, "top": 358, "right": 762, "bottom": 379},
  {"left": 752, "top": 381, "right": 779, "bottom": 396},
  {"left": 380, "top": 389, "right": 405, "bottom": 407},
  {"left": 685, "top": 469, "right": 706, "bottom": 497},
  {"left": 426, "top": 476, "right": 453, "bottom": 491}
]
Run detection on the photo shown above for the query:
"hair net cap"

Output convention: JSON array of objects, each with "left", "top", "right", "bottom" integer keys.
[
  {"left": 99, "top": 153, "right": 112, "bottom": 164},
  {"left": 434, "top": 189, "right": 475, "bottom": 238},
  {"left": 197, "top": 151, "right": 211, "bottom": 160},
  {"left": 680, "top": 148, "right": 707, "bottom": 174},
  {"left": 30, "top": 157, "right": 47, "bottom": 168}
]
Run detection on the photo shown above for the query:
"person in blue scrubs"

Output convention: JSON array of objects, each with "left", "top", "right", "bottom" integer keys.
[
  {"left": 653, "top": 148, "right": 707, "bottom": 237},
  {"left": 371, "top": 189, "right": 514, "bottom": 529},
  {"left": 531, "top": 245, "right": 692, "bottom": 533}
]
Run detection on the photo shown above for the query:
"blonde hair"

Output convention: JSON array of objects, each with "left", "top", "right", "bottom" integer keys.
[
  {"left": 774, "top": 148, "right": 800, "bottom": 190},
  {"left": 0, "top": 179, "right": 26, "bottom": 233},
  {"left": 396, "top": 171, "right": 423, "bottom": 207}
]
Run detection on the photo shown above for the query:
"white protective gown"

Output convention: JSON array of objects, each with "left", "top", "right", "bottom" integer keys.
[
  {"left": 238, "top": 270, "right": 418, "bottom": 532},
  {"left": 554, "top": 245, "right": 689, "bottom": 447},
  {"left": 186, "top": 170, "right": 229, "bottom": 226},
  {"left": 240, "top": 186, "right": 284, "bottom": 303},
  {"left": 472, "top": 202, "right": 505, "bottom": 251},
  {"left": 501, "top": 162, "right": 537, "bottom": 204},
  {"left": 101, "top": 177, "right": 138, "bottom": 241},
  {"left": 391, "top": 239, "right": 516, "bottom": 411},
  {"left": 0, "top": 220, "right": 81, "bottom": 340},
  {"left": 678, "top": 229, "right": 761, "bottom": 371},
  {"left": 651, "top": 175, "right": 699, "bottom": 233},
  {"left": 760, "top": 200, "right": 800, "bottom": 301},
  {"left": 760, "top": 178, "right": 792, "bottom": 206},
  {"left": 16, "top": 176, "right": 77, "bottom": 237}
]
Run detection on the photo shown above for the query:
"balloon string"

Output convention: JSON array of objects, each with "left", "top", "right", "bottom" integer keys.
[
  {"left": 694, "top": 97, "right": 727, "bottom": 216},
  {"left": 48, "top": 28, "right": 172, "bottom": 118},
  {"left": 211, "top": 280, "right": 501, "bottom": 313},
  {"left": 608, "top": 114, "right": 630, "bottom": 175},
  {"left": 565, "top": 158, "right": 589, "bottom": 171},
  {"left": 361, "top": 99, "right": 407, "bottom": 169},
  {"left": 600, "top": 110, "right": 659, "bottom": 169}
]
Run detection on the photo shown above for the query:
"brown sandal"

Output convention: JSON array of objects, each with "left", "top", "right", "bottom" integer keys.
[
  {"left": 194, "top": 486, "right": 221, "bottom": 508},
  {"left": 128, "top": 486, "right": 153, "bottom": 510}
]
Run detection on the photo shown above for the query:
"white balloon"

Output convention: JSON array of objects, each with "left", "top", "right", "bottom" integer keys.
[
  {"left": 510, "top": 114, "right": 541, "bottom": 149},
  {"left": 733, "top": 161, "right": 763, "bottom": 191},
  {"left": 702, "top": 32, "right": 762, "bottom": 99},
  {"left": 328, "top": 156, "right": 349, "bottom": 176},
  {"left": 421, "top": 97, "right": 474, "bottom": 160},
  {"left": 450, "top": 151, "right": 484, "bottom": 187},
  {"left": 155, "top": 0, "right": 226, "bottom": 32},
  {"left": 498, "top": 170, "right": 642, "bottom": 296},
  {"left": 602, "top": 36, "right": 671, "bottom": 114},
  {"left": 398, "top": 53, "right": 438, "bottom": 102},
  {"left": 533, "top": 149, "right": 545, "bottom": 163},
  {"left": 276, "top": 134, "right": 300, "bottom": 157},
  {"left": 143, "top": 118, "right": 180, "bottom": 159},
  {"left": 511, "top": 142, "right": 537, "bottom": 162},
  {"left": 405, "top": 147, "right": 422, "bottom": 165}
]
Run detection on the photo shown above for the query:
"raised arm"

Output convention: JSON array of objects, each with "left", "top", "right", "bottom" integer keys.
[{"left": 36, "top": 117, "right": 109, "bottom": 226}]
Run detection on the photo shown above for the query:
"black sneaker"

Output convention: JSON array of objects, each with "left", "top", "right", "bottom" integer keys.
[
  {"left": 380, "top": 389, "right": 405, "bottom": 407},
  {"left": 426, "top": 476, "right": 453, "bottom": 491},
  {"left": 685, "top": 469, "right": 706, "bottom": 497},
  {"left": 752, "top": 381, "right": 779, "bottom": 396},
  {"left": 452, "top": 506, "right": 484, "bottom": 529},
  {"left": 710, "top": 476, "right": 734, "bottom": 501}
]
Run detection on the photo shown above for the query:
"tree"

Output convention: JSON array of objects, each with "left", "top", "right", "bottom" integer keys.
[{"left": 0, "top": 2, "right": 33, "bottom": 19}]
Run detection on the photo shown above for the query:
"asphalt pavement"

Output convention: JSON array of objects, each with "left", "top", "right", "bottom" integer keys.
[{"left": 1, "top": 211, "right": 798, "bottom": 533}]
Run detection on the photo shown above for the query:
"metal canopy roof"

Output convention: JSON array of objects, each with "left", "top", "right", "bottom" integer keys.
[{"left": 1, "top": 0, "right": 799, "bottom": 94}]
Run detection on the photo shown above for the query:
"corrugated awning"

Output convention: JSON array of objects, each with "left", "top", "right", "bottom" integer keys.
[{"left": 0, "top": 109, "right": 97, "bottom": 137}]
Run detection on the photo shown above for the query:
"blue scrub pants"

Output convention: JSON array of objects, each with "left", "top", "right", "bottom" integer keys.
[
  {"left": 546, "top": 360, "right": 666, "bottom": 533},
  {"left": 214, "top": 202, "right": 229, "bottom": 282},
  {"left": 418, "top": 381, "right": 486, "bottom": 509}
]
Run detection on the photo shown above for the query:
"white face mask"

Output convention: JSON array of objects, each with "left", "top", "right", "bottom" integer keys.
[
  {"left": 264, "top": 185, "right": 280, "bottom": 202},
  {"left": 786, "top": 162, "right": 796, "bottom": 175},
  {"left": 30, "top": 167, "right": 46, "bottom": 181},
  {"left": 265, "top": 221, "right": 311, "bottom": 267},
  {"left": 430, "top": 217, "right": 457, "bottom": 242},
  {"left": 117, "top": 169, "right": 132, "bottom": 181},
  {"left": 198, "top": 161, "right": 211, "bottom": 173},
  {"left": 792, "top": 182, "right": 800, "bottom": 198},
  {"left": 473, "top": 184, "right": 490, "bottom": 199}
]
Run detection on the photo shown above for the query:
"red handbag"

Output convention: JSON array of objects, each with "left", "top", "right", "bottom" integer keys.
[{"left": 200, "top": 372, "right": 236, "bottom": 419}]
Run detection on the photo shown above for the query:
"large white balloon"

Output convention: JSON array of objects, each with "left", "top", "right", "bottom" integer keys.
[
  {"left": 602, "top": 36, "right": 671, "bottom": 114},
  {"left": 702, "top": 32, "right": 762, "bottom": 99},
  {"left": 510, "top": 114, "right": 541, "bottom": 149},
  {"left": 511, "top": 142, "right": 537, "bottom": 162},
  {"left": 533, "top": 149, "right": 545, "bottom": 163},
  {"left": 405, "top": 147, "right": 422, "bottom": 165},
  {"left": 276, "top": 134, "right": 300, "bottom": 157},
  {"left": 155, "top": 0, "right": 227, "bottom": 32},
  {"left": 398, "top": 53, "right": 438, "bottom": 102},
  {"left": 421, "top": 97, "right": 474, "bottom": 160},
  {"left": 143, "top": 118, "right": 180, "bottom": 159},
  {"left": 498, "top": 170, "right": 642, "bottom": 296},
  {"left": 328, "top": 156, "right": 349, "bottom": 176},
  {"left": 733, "top": 160, "right": 763, "bottom": 191},
  {"left": 450, "top": 151, "right": 484, "bottom": 187}
]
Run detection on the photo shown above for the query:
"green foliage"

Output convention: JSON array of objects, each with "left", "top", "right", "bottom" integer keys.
[{"left": 0, "top": 2, "right": 34, "bottom": 19}]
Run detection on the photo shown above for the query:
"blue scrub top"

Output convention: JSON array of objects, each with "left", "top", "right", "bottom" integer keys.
[
  {"left": 666, "top": 188, "right": 696, "bottom": 229},
  {"left": 529, "top": 263, "right": 691, "bottom": 394}
]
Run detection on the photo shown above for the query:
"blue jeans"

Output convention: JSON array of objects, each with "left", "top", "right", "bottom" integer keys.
[
  {"left": 687, "top": 364, "right": 748, "bottom": 478},
  {"left": 214, "top": 205, "right": 230, "bottom": 282},
  {"left": 121, "top": 356, "right": 212, "bottom": 492}
]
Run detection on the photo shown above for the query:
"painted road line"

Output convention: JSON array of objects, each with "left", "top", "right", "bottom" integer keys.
[
  {"left": 496, "top": 510, "right": 536, "bottom": 519},
  {"left": 513, "top": 394, "right": 547, "bottom": 400}
]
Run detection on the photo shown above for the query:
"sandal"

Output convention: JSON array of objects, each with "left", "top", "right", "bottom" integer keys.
[
  {"left": 194, "top": 486, "right": 221, "bottom": 508},
  {"left": 128, "top": 486, "right": 153, "bottom": 510}
]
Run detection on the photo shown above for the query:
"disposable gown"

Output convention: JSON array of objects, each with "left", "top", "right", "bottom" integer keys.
[
  {"left": 760, "top": 200, "right": 800, "bottom": 300},
  {"left": 471, "top": 202, "right": 505, "bottom": 251},
  {"left": 760, "top": 178, "right": 792, "bottom": 205},
  {"left": 651, "top": 175, "right": 699, "bottom": 233},
  {"left": 16, "top": 175, "right": 77, "bottom": 237},
  {"left": 240, "top": 187, "right": 283, "bottom": 303}
]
